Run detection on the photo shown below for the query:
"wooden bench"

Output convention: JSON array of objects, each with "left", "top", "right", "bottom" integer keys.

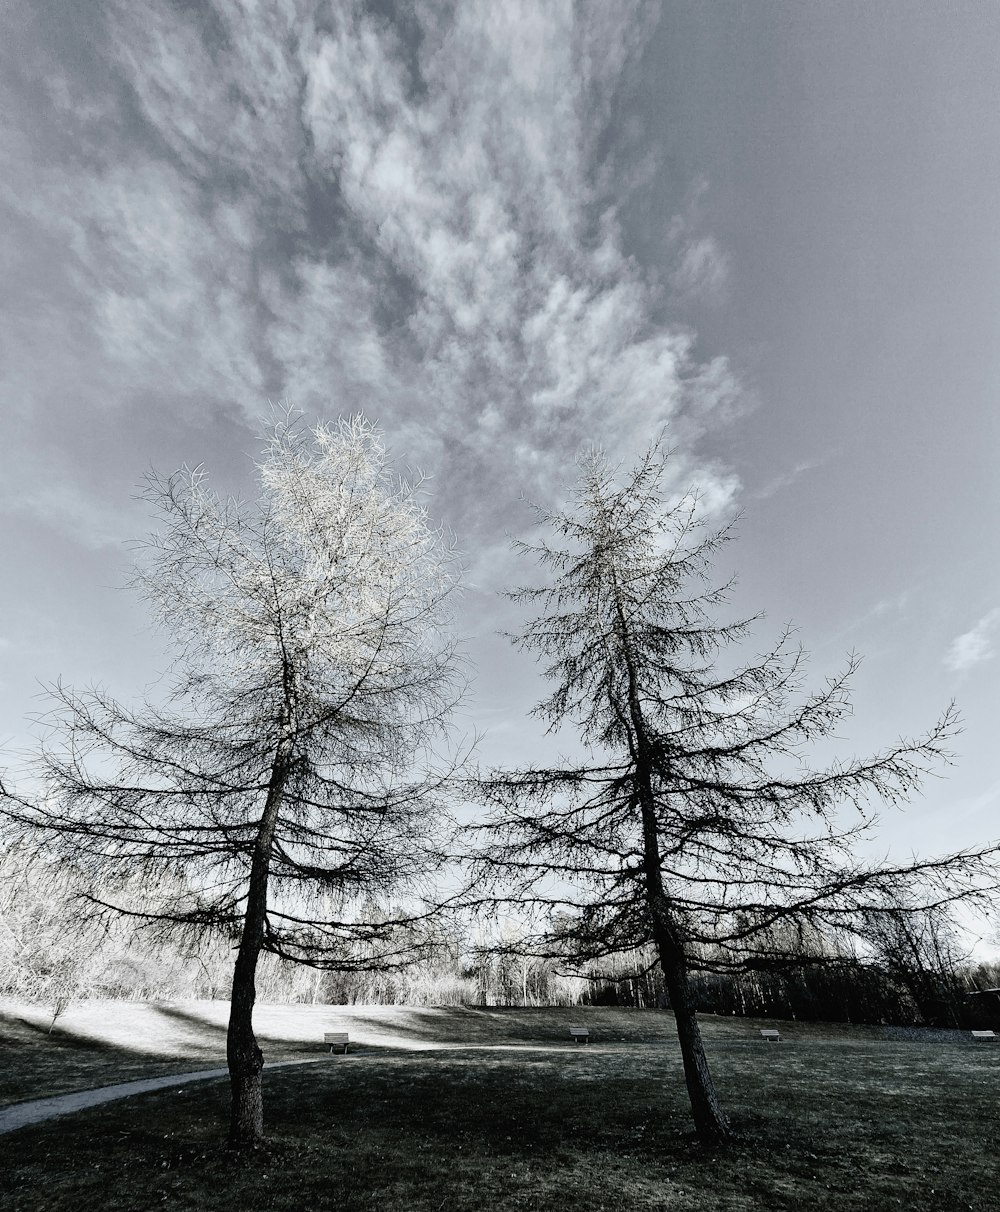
[
  {"left": 759, "top": 1029, "right": 781, "bottom": 1043},
  {"left": 971, "top": 1030, "right": 997, "bottom": 1041},
  {"left": 569, "top": 1027, "right": 590, "bottom": 1046},
  {"left": 324, "top": 1032, "right": 349, "bottom": 1054}
]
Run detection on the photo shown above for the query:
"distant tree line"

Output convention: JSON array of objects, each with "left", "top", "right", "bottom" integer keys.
[
  {"left": 578, "top": 942, "right": 1000, "bottom": 1031},
  {"left": 3, "top": 847, "right": 997, "bottom": 1030}
]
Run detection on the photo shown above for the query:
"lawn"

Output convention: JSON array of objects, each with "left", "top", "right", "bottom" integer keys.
[{"left": 1, "top": 1004, "right": 997, "bottom": 1211}]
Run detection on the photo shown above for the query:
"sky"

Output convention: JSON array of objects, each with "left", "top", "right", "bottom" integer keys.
[{"left": 1, "top": 1, "right": 998, "bottom": 932}]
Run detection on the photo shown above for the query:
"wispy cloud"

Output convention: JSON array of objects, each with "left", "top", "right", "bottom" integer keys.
[
  {"left": 870, "top": 590, "right": 912, "bottom": 619},
  {"left": 944, "top": 608, "right": 1000, "bottom": 673},
  {"left": 3, "top": 480, "right": 140, "bottom": 552},
  {"left": 665, "top": 180, "right": 730, "bottom": 305},
  {"left": 670, "top": 236, "right": 730, "bottom": 303},
  {"left": 287, "top": 1, "right": 742, "bottom": 515},
  {"left": 1, "top": 1, "right": 742, "bottom": 555},
  {"left": 752, "top": 458, "right": 825, "bottom": 501}
]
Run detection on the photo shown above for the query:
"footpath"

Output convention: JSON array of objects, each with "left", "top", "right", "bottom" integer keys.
[{"left": 0, "top": 1057, "right": 328, "bottom": 1135}]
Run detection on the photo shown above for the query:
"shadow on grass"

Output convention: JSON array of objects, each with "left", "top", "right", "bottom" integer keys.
[
  {"left": 148, "top": 1003, "right": 424, "bottom": 1059},
  {"left": 6, "top": 1037, "right": 1000, "bottom": 1211},
  {"left": 255, "top": 1048, "right": 890, "bottom": 1179},
  {"left": 145, "top": 1004, "right": 230, "bottom": 1054},
  {"left": 0, "top": 1010, "right": 128, "bottom": 1053},
  {"left": 336, "top": 1004, "right": 683, "bottom": 1048},
  {"left": 0, "top": 1008, "right": 231, "bottom": 1110}
]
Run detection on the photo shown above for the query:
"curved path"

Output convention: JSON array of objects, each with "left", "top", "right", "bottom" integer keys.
[{"left": 0, "top": 1056, "right": 329, "bottom": 1136}]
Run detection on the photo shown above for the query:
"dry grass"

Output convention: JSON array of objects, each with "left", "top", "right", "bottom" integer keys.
[
  {"left": 2, "top": 1003, "right": 998, "bottom": 1211},
  {"left": 0, "top": 1000, "right": 872, "bottom": 1108}
]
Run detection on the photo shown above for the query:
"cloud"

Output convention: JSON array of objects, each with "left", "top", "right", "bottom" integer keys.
[
  {"left": 670, "top": 236, "right": 730, "bottom": 302},
  {"left": 870, "top": 590, "right": 911, "bottom": 619},
  {"left": 288, "top": 1, "right": 743, "bottom": 521},
  {"left": 665, "top": 179, "right": 731, "bottom": 305},
  {"left": 944, "top": 608, "right": 1000, "bottom": 672},
  {"left": 107, "top": 0, "right": 311, "bottom": 222},
  {"left": 0, "top": 0, "right": 743, "bottom": 560},
  {"left": 3, "top": 481, "right": 137, "bottom": 551},
  {"left": 752, "top": 458, "right": 825, "bottom": 501}
]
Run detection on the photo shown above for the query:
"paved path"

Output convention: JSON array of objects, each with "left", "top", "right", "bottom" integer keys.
[{"left": 0, "top": 1057, "right": 329, "bottom": 1135}]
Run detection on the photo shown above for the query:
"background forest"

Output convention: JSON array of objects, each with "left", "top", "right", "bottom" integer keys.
[{"left": 4, "top": 848, "right": 998, "bottom": 1031}]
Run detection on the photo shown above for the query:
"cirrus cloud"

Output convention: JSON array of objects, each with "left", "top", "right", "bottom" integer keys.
[
  {"left": 944, "top": 607, "right": 1000, "bottom": 673},
  {"left": 1, "top": 0, "right": 742, "bottom": 553}
]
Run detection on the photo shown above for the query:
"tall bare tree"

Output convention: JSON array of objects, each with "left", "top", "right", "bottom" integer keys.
[
  {"left": 858, "top": 898, "right": 969, "bottom": 1027},
  {"left": 1, "top": 412, "right": 463, "bottom": 1148},
  {"left": 474, "top": 443, "right": 995, "bottom": 1144}
]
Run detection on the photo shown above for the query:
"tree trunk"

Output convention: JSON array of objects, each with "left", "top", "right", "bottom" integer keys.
[
  {"left": 640, "top": 839, "right": 730, "bottom": 1144},
  {"left": 656, "top": 931, "right": 730, "bottom": 1144},
  {"left": 228, "top": 939, "right": 265, "bottom": 1147},
  {"left": 226, "top": 740, "right": 293, "bottom": 1149},
  {"left": 609, "top": 570, "right": 729, "bottom": 1144},
  {"left": 633, "top": 765, "right": 731, "bottom": 1141}
]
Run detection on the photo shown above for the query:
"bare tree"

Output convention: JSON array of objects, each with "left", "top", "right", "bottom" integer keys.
[
  {"left": 0, "top": 845, "right": 109, "bottom": 1025},
  {"left": 0, "top": 412, "right": 463, "bottom": 1148},
  {"left": 473, "top": 443, "right": 996, "bottom": 1144},
  {"left": 859, "top": 898, "right": 969, "bottom": 1027}
]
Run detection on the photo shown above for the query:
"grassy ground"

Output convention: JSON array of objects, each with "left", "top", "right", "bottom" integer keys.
[
  {"left": 2, "top": 1004, "right": 998, "bottom": 1211},
  {"left": 0, "top": 1000, "right": 774, "bottom": 1106}
]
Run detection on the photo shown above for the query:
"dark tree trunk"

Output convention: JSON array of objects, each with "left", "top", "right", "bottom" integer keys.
[
  {"left": 639, "top": 798, "right": 731, "bottom": 1144},
  {"left": 226, "top": 740, "right": 292, "bottom": 1149},
  {"left": 634, "top": 766, "right": 730, "bottom": 1138},
  {"left": 656, "top": 926, "right": 730, "bottom": 1144},
  {"left": 611, "top": 571, "right": 730, "bottom": 1144},
  {"left": 228, "top": 943, "right": 265, "bottom": 1146}
]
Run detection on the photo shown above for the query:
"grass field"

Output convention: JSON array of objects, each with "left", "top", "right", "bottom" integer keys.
[{"left": 1, "top": 1002, "right": 997, "bottom": 1211}]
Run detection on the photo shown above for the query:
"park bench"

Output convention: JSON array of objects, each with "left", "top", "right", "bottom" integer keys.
[
  {"left": 324, "top": 1032, "right": 350, "bottom": 1054},
  {"left": 971, "top": 1030, "right": 997, "bottom": 1041},
  {"left": 569, "top": 1027, "right": 590, "bottom": 1046},
  {"left": 759, "top": 1029, "right": 781, "bottom": 1043}
]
